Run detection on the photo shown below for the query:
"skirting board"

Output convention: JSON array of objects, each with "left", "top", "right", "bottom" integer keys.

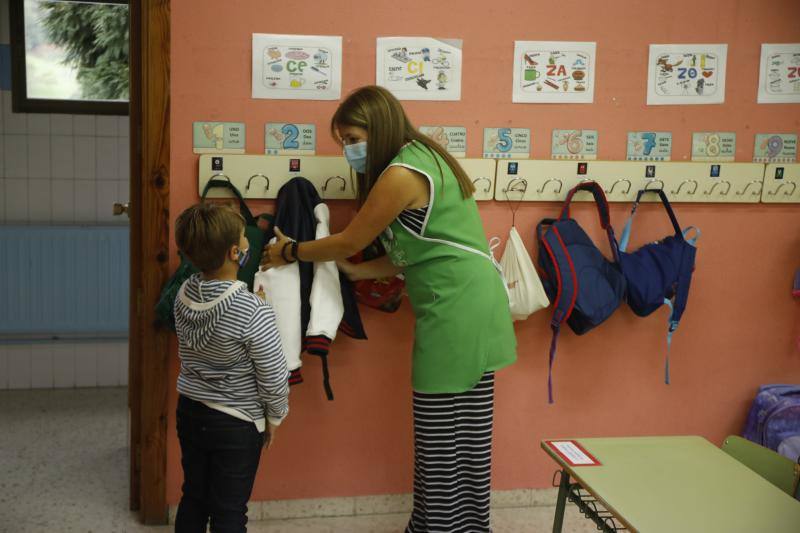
[{"left": 168, "top": 488, "right": 560, "bottom": 524}]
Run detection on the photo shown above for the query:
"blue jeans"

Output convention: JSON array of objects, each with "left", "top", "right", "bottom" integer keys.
[{"left": 175, "top": 395, "right": 264, "bottom": 533}]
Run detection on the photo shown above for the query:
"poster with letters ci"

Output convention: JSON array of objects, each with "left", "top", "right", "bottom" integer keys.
[{"left": 376, "top": 37, "right": 463, "bottom": 101}]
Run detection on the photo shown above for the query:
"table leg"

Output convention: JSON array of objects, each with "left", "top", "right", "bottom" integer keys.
[{"left": 552, "top": 469, "right": 570, "bottom": 533}]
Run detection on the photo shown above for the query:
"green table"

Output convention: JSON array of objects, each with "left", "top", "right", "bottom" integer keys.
[{"left": 541, "top": 436, "right": 800, "bottom": 533}]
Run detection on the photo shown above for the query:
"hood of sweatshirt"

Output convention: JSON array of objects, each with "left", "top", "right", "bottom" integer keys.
[{"left": 175, "top": 274, "right": 247, "bottom": 351}]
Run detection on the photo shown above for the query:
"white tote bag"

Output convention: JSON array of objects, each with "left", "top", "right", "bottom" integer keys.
[{"left": 498, "top": 226, "right": 550, "bottom": 321}]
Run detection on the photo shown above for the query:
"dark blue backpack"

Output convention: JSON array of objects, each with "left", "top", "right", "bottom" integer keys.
[
  {"left": 537, "top": 181, "right": 627, "bottom": 403},
  {"left": 743, "top": 385, "right": 800, "bottom": 466},
  {"left": 618, "top": 188, "right": 698, "bottom": 384}
]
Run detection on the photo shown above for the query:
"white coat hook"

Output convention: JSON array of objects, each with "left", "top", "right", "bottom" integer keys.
[
  {"left": 644, "top": 179, "right": 665, "bottom": 191},
  {"left": 705, "top": 180, "right": 731, "bottom": 196},
  {"left": 672, "top": 179, "right": 698, "bottom": 195},
  {"left": 735, "top": 180, "right": 763, "bottom": 197},
  {"left": 472, "top": 177, "right": 492, "bottom": 193},
  {"left": 769, "top": 182, "right": 797, "bottom": 196},
  {"left": 322, "top": 175, "right": 347, "bottom": 192},
  {"left": 536, "top": 178, "right": 563, "bottom": 194},
  {"left": 605, "top": 179, "right": 632, "bottom": 195},
  {"left": 246, "top": 174, "right": 270, "bottom": 192}
]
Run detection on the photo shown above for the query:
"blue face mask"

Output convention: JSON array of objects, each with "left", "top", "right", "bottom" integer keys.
[
  {"left": 237, "top": 247, "right": 250, "bottom": 268},
  {"left": 343, "top": 141, "right": 368, "bottom": 173}
]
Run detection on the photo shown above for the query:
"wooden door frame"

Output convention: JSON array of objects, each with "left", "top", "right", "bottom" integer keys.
[{"left": 129, "top": 0, "right": 170, "bottom": 524}]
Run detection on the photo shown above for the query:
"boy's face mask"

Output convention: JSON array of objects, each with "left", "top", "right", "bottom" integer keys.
[
  {"left": 343, "top": 141, "right": 368, "bottom": 173},
  {"left": 237, "top": 247, "right": 250, "bottom": 268}
]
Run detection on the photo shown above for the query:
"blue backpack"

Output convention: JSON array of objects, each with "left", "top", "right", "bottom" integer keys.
[
  {"left": 618, "top": 189, "right": 698, "bottom": 384},
  {"left": 537, "top": 181, "right": 627, "bottom": 403},
  {"left": 743, "top": 385, "right": 800, "bottom": 465}
]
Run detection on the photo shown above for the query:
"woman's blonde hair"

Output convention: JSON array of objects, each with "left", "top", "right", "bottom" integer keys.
[{"left": 331, "top": 85, "right": 475, "bottom": 204}]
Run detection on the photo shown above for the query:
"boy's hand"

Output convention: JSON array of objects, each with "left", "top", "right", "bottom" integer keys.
[{"left": 264, "top": 422, "right": 279, "bottom": 449}]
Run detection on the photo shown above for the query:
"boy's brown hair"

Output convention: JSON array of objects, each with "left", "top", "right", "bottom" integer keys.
[{"left": 175, "top": 203, "right": 245, "bottom": 273}]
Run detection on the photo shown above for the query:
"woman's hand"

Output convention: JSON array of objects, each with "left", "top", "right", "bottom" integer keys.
[
  {"left": 336, "top": 259, "right": 360, "bottom": 281},
  {"left": 260, "top": 227, "right": 294, "bottom": 270}
]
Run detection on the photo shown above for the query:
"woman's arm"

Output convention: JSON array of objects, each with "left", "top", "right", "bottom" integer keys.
[
  {"left": 261, "top": 165, "right": 427, "bottom": 268},
  {"left": 337, "top": 255, "right": 402, "bottom": 281}
]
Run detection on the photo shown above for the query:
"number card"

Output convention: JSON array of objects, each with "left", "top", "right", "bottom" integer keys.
[
  {"left": 193, "top": 122, "right": 246, "bottom": 154},
  {"left": 551, "top": 130, "right": 598, "bottom": 160},
  {"left": 627, "top": 132, "right": 672, "bottom": 161},
  {"left": 753, "top": 134, "right": 797, "bottom": 163},
  {"left": 647, "top": 44, "right": 728, "bottom": 105},
  {"left": 483, "top": 128, "right": 531, "bottom": 159},
  {"left": 691, "top": 132, "right": 736, "bottom": 161},
  {"left": 419, "top": 126, "right": 467, "bottom": 157},
  {"left": 265, "top": 123, "right": 316, "bottom": 155}
]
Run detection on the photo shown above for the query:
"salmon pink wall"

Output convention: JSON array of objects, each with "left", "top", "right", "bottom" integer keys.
[{"left": 169, "top": 0, "right": 800, "bottom": 503}]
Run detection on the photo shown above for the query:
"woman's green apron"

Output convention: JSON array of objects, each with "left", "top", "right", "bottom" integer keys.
[{"left": 379, "top": 142, "right": 517, "bottom": 393}]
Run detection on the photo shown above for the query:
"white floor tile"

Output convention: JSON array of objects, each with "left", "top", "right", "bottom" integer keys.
[
  {"left": 52, "top": 343, "right": 76, "bottom": 388},
  {"left": 0, "top": 347, "right": 8, "bottom": 389},
  {"left": 7, "top": 345, "right": 32, "bottom": 389},
  {"left": 30, "top": 345, "right": 54, "bottom": 389},
  {"left": 96, "top": 343, "right": 120, "bottom": 387},
  {"left": 75, "top": 345, "right": 98, "bottom": 388}
]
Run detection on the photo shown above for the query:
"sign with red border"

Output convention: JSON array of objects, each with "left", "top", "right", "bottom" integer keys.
[{"left": 545, "top": 440, "right": 602, "bottom": 467}]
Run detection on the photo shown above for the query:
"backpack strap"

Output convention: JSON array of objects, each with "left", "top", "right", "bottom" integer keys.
[
  {"left": 560, "top": 181, "right": 620, "bottom": 261},
  {"left": 537, "top": 219, "right": 578, "bottom": 404},
  {"left": 620, "top": 188, "right": 682, "bottom": 252},
  {"left": 201, "top": 178, "right": 257, "bottom": 226}
]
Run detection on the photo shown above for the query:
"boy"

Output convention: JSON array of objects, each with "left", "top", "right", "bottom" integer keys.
[{"left": 173, "top": 203, "right": 289, "bottom": 533}]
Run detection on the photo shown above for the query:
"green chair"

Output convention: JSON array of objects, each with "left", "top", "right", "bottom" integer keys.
[{"left": 722, "top": 435, "right": 800, "bottom": 499}]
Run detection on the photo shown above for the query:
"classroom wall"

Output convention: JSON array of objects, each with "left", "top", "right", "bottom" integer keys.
[{"left": 169, "top": 0, "right": 800, "bottom": 503}]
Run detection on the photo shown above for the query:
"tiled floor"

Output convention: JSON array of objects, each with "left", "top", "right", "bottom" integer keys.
[{"left": 0, "top": 388, "right": 595, "bottom": 532}]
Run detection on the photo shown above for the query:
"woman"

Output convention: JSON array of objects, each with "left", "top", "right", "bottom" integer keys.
[{"left": 261, "top": 85, "right": 516, "bottom": 532}]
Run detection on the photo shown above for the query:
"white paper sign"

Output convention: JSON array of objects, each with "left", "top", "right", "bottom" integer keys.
[
  {"left": 758, "top": 44, "right": 800, "bottom": 104},
  {"left": 376, "top": 37, "right": 462, "bottom": 101},
  {"left": 548, "top": 441, "right": 600, "bottom": 466},
  {"left": 647, "top": 44, "right": 727, "bottom": 105},
  {"left": 252, "top": 34, "right": 342, "bottom": 100},
  {"left": 512, "top": 41, "right": 596, "bottom": 104}
]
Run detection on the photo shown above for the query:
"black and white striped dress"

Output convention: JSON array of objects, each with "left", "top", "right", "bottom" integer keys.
[
  {"left": 406, "top": 372, "right": 495, "bottom": 533},
  {"left": 399, "top": 206, "right": 496, "bottom": 533}
]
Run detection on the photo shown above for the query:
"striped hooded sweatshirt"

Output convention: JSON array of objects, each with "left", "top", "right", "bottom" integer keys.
[{"left": 175, "top": 274, "right": 289, "bottom": 431}]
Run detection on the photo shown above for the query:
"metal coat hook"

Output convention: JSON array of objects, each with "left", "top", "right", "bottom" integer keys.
[
  {"left": 769, "top": 181, "right": 797, "bottom": 196},
  {"left": 644, "top": 179, "right": 665, "bottom": 191},
  {"left": 605, "top": 179, "right": 632, "bottom": 195},
  {"left": 705, "top": 180, "right": 731, "bottom": 196},
  {"left": 209, "top": 173, "right": 232, "bottom": 183},
  {"left": 503, "top": 178, "right": 528, "bottom": 227},
  {"left": 472, "top": 177, "right": 492, "bottom": 193},
  {"left": 246, "top": 174, "right": 270, "bottom": 192},
  {"left": 503, "top": 178, "right": 528, "bottom": 194},
  {"left": 735, "top": 180, "right": 763, "bottom": 197},
  {"left": 672, "top": 179, "right": 698, "bottom": 195},
  {"left": 536, "top": 178, "right": 563, "bottom": 194},
  {"left": 322, "top": 175, "right": 347, "bottom": 192}
]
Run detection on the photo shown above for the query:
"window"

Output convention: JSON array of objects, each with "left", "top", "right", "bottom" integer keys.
[{"left": 9, "top": 0, "right": 129, "bottom": 115}]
